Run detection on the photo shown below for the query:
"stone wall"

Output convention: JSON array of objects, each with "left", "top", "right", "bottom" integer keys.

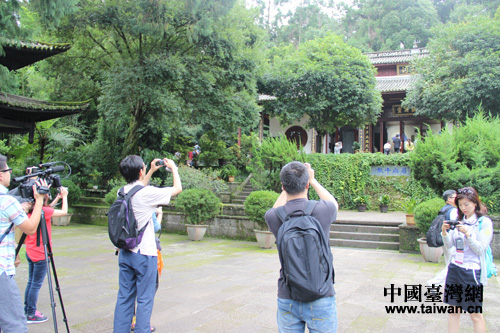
[{"left": 72, "top": 205, "right": 259, "bottom": 240}]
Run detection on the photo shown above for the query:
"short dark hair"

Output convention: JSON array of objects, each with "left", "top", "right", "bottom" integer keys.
[
  {"left": 0, "top": 154, "right": 7, "bottom": 170},
  {"left": 442, "top": 190, "right": 456, "bottom": 202},
  {"left": 119, "top": 155, "right": 144, "bottom": 184},
  {"left": 280, "top": 161, "right": 309, "bottom": 195}
]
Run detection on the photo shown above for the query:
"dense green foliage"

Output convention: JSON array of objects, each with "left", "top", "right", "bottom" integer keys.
[
  {"left": 247, "top": 135, "right": 305, "bottom": 192},
  {"left": 339, "top": 0, "right": 440, "bottom": 52},
  {"left": 165, "top": 166, "right": 228, "bottom": 195},
  {"left": 244, "top": 190, "right": 279, "bottom": 229},
  {"left": 404, "top": 15, "right": 500, "bottom": 121},
  {"left": 174, "top": 188, "right": 221, "bottom": 225},
  {"left": 305, "top": 152, "right": 434, "bottom": 210},
  {"left": 414, "top": 197, "right": 443, "bottom": 235},
  {"left": 260, "top": 34, "right": 382, "bottom": 140},
  {"left": 410, "top": 112, "right": 500, "bottom": 213}
]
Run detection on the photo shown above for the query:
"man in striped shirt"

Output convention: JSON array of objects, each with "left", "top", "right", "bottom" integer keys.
[{"left": 0, "top": 155, "right": 46, "bottom": 332}]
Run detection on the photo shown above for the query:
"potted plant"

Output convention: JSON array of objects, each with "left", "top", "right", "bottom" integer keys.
[
  {"left": 378, "top": 194, "right": 390, "bottom": 213},
  {"left": 244, "top": 190, "right": 279, "bottom": 249},
  {"left": 415, "top": 198, "right": 444, "bottom": 262},
  {"left": 174, "top": 188, "right": 221, "bottom": 241},
  {"left": 353, "top": 195, "right": 368, "bottom": 212},
  {"left": 220, "top": 164, "right": 238, "bottom": 182},
  {"left": 352, "top": 141, "right": 361, "bottom": 153},
  {"left": 403, "top": 198, "right": 418, "bottom": 226}
]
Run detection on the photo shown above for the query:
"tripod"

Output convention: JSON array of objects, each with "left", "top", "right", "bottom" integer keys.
[{"left": 16, "top": 210, "right": 70, "bottom": 332}]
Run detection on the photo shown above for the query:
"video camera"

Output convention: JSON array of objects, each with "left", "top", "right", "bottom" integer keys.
[
  {"left": 13, "top": 163, "right": 66, "bottom": 200},
  {"left": 446, "top": 220, "right": 461, "bottom": 230}
]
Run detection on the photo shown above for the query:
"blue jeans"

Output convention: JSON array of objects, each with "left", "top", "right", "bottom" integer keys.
[
  {"left": 0, "top": 272, "right": 28, "bottom": 333},
  {"left": 24, "top": 254, "right": 47, "bottom": 316},
  {"left": 277, "top": 296, "right": 337, "bottom": 333},
  {"left": 113, "top": 250, "right": 157, "bottom": 333}
]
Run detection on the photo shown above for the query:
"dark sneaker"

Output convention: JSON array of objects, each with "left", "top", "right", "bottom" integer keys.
[{"left": 27, "top": 310, "right": 48, "bottom": 324}]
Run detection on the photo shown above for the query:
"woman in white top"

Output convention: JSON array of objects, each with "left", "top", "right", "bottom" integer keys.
[{"left": 441, "top": 186, "right": 492, "bottom": 332}]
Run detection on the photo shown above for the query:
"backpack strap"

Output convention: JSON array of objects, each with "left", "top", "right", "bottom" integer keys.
[
  {"left": 276, "top": 200, "right": 318, "bottom": 223},
  {"left": 121, "top": 185, "right": 144, "bottom": 199},
  {"left": 304, "top": 200, "right": 318, "bottom": 216},
  {"left": 276, "top": 206, "right": 287, "bottom": 223},
  {"left": 0, "top": 194, "right": 14, "bottom": 244}
]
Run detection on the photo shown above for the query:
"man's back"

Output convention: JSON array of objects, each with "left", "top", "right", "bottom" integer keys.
[{"left": 265, "top": 198, "right": 337, "bottom": 300}]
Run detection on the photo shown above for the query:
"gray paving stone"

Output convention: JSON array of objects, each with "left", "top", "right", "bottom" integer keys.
[{"left": 12, "top": 222, "right": 500, "bottom": 333}]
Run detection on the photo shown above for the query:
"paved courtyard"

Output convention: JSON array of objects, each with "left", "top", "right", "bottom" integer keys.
[{"left": 14, "top": 222, "right": 500, "bottom": 333}]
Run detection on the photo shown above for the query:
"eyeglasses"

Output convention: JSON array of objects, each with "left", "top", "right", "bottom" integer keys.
[
  {"left": 458, "top": 188, "right": 473, "bottom": 195},
  {"left": 0, "top": 168, "right": 12, "bottom": 174}
]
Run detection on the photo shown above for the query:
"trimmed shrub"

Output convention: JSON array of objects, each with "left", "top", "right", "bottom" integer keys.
[
  {"left": 175, "top": 188, "right": 221, "bottom": 225},
  {"left": 414, "top": 197, "right": 443, "bottom": 235},
  {"left": 244, "top": 191, "right": 280, "bottom": 230}
]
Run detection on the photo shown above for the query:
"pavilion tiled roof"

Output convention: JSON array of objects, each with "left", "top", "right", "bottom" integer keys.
[
  {"left": 0, "top": 38, "right": 71, "bottom": 70},
  {"left": 375, "top": 75, "right": 416, "bottom": 93},
  {"left": 0, "top": 92, "right": 90, "bottom": 142},
  {"left": 366, "top": 48, "right": 429, "bottom": 65}
]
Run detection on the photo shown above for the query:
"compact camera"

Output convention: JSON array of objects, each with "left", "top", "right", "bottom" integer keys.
[
  {"left": 156, "top": 159, "right": 172, "bottom": 172},
  {"left": 446, "top": 220, "right": 461, "bottom": 230}
]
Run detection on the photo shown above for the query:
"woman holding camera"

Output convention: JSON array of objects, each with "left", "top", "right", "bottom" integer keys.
[
  {"left": 23, "top": 187, "right": 68, "bottom": 324},
  {"left": 441, "top": 186, "right": 492, "bottom": 332}
]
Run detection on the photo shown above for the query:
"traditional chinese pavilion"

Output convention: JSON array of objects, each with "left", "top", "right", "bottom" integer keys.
[
  {"left": 261, "top": 46, "right": 443, "bottom": 154},
  {"left": 0, "top": 39, "right": 89, "bottom": 143}
]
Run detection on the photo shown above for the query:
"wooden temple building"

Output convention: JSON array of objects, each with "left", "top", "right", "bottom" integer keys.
[
  {"left": 261, "top": 46, "right": 443, "bottom": 154},
  {"left": 0, "top": 39, "right": 89, "bottom": 143}
]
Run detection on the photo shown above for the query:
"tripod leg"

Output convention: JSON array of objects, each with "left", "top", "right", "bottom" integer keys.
[
  {"left": 38, "top": 212, "right": 59, "bottom": 332},
  {"left": 46, "top": 241, "right": 70, "bottom": 332}
]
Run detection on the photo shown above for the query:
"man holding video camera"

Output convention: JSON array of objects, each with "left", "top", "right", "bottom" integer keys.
[
  {"left": 113, "top": 155, "right": 182, "bottom": 333},
  {"left": 0, "top": 155, "right": 47, "bottom": 333}
]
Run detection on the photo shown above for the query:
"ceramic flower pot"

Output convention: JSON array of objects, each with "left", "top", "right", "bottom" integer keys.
[
  {"left": 418, "top": 238, "right": 443, "bottom": 263},
  {"left": 254, "top": 230, "right": 275, "bottom": 249},
  {"left": 186, "top": 224, "right": 208, "bottom": 241}
]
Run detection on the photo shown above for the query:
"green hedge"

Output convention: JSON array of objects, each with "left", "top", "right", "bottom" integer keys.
[{"left": 304, "top": 153, "right": 433, "bottom": 210}]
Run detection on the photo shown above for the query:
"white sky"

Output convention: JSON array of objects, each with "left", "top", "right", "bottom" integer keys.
[{"left": 244, "top": 0, "right": 349, "bottom": 22}]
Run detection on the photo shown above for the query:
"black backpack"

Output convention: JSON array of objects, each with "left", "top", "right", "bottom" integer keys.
[
  {"left": 426, "top": 205, "right": 453, "bottom": 248},
  {"left": 108, "top": 185, "right": 146, "bottom": 250},
  {"left": 276, "top": 201, "right": 334, "bottom": 302}
]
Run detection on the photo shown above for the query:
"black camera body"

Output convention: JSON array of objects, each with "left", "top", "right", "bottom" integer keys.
[
  {"left": 446, "top": 220, "right": 461, "bottom": 230},
  {"left": 156, "top": 159, "right": 172, "bottom": 172},
  {"left": 14, "top": 165, "right": 65, "bottom": 200}
]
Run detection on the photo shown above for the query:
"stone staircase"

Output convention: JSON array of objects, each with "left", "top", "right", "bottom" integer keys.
[
  {"left": 329, "top": 213, "right": 404, "bottom": 251},
  {"left": 231, "top": 182, "right": 257, "bottom": 205}
]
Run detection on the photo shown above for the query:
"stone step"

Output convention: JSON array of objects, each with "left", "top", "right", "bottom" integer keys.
[
  {"left": 335, "top": 219, "right": 402, "bottom": 227},
  {"left": 232, "top": 198, "right": 246, "bottom": 204},
  {"left": 331, "top": 224, "right": 399, "bottom": 235},
  {"left": 78, "top": 197, "right": 106, "bottom": 205},
  {"left": 330, "top": 238, "right": 399, "bottom": 251},
  {"left": 222, "top": 204, "right": 245, "bottom": 216},
  {"left": 330, "top": 231, "right": 399, "bottom": 243}
]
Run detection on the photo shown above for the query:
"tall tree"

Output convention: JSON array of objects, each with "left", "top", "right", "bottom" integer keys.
[
  {"left": 50, "top": 0, "right": 264, "bottom": 157},
  {"left": 403, "top": 14, "right": 500, "bottom": 121},
  {"left": 275, "top": 3, "right": 340, "bottom": 47},
  {"left": 338, "top": 0, "right": 440, "bottom": 51},
  {"left": 260, "top": 33, "right": 382, "bottom": 141}
]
